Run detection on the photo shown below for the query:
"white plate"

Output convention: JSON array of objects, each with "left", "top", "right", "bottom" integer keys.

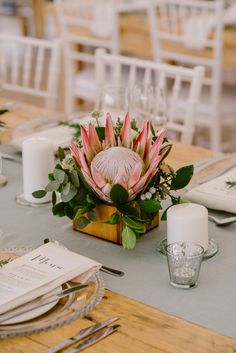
[
  {"left": 0, "top": 250, "right": 61, "bottom": 325},
  {"left": 2, "top": 286, "right": 61, "bottom": 325}
]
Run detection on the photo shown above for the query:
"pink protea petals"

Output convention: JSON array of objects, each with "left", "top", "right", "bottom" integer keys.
[
  {"left": 133, "top": 120, "right": 149, "bottom": 157},
  {"left": 70, "top": 141, "right": 82, "bottom": 167},
  {"left": 128, "top": 162, "right": 143, "bottom": 189},
  {"left": 90, "top": 165, "right": 106, "bottom": 188},
  {"left": 81, "top": 169, "right": 106, "bottom": 199},
  {"left": 81, "top": 125, "right": 94, "bottom": 163},
  {"left": 102, "top": 183, "right": 112, "bottom": 196},
  {"left": 119, "top": 113, "right": 132, "bottom": 148},
  {"left": 105, "top": 113, "right": 116, "bottom": 147},
  {"left": 70, "top": 141, "right": 90, "bottom": 175},
  {"left": 88, "top": 124, "right": 102, "bottom": 153},
  {"left": 149, "top": 144, "right": 170, "bottom": 170},
  {"left": 145, "top": 128, "right": 167, "bottom": 165},
  {"left": 113, "top": 167, "right": 126, "bottom": 185}
]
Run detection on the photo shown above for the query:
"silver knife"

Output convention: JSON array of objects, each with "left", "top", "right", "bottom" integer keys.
[
  {"left": 42, "top": 317, "right": 120, "bottom": 353},
  {"left": 0, "top": 284, "right": 87, "bottom": 324},
  {"left": 64, "top": 324, "right": 120, "bottom": 353}
]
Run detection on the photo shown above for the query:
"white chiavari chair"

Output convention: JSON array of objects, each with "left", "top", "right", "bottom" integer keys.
[
  {"left": 95, "top": 48, "right": 205, "bottom": 145},
  {"left": 55, "top": 0, "right": 120, "bottom": 114},
  {"left": 147, "top": 0, "right": 236, "bottom": 151},
  {"left": 0, "top": 34, "right": 61, "bottom": 111}
]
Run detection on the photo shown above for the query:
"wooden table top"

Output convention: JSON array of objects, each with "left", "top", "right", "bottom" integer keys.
[
  {"left": 1, "top": 290, "right": 236, "bottom": 353},
  {"left": 1, "top": 99, "right": 236, "bottom": 352}
]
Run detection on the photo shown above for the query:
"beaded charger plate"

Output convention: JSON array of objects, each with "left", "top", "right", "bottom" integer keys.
[{"left": 0, "top": 247, "right": 104, "bottom": 339}]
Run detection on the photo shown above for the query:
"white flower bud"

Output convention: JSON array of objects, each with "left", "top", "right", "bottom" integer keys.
[
  {"left": 149, "top": 187, "right": 156, "bottom": 194},
  {"left": 140, "top": 194, "right": 146, "bottom": 200},
  {"left": 145, "top": 192, "right": 152, "bottom": 199}
]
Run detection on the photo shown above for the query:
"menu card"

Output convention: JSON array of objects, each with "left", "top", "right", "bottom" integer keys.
[
  {"left": 0, "top": 242, "right": 101, "bottom": 315},
  {"left": 185, "top": 166, "right": 236, "bottom": 213}
]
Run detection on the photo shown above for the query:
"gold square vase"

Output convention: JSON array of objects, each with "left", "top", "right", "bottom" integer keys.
[{"left": 73, "top": 204, "right": 159, "bottom": 244}]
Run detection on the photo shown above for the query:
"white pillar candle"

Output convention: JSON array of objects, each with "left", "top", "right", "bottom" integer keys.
[
  {"left": 167, "top": 203, "right": 208, "bottom": 251},
  {"left": 22, "top": 137, "right": 54, "bottom": 203}
]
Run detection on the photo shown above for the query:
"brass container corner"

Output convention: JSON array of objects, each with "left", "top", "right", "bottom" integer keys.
[{"left": 73, "top": 204, "right": 159, "bottom": 244}]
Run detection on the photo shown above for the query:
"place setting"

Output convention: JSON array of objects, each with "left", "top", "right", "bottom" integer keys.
[{"left": 0, "top": 241, "right": 105, "bottom": 339}]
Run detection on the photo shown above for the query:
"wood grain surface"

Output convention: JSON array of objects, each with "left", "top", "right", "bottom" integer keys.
[{"left": 1, "top": 290, "right": 235, "bottom": 353}]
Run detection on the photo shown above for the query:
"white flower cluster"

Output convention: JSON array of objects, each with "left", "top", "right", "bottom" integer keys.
[
  {"left": 140, "top": 186, "right": 156, "bottom": 200},
  {"left": 61, "top": 153, "right": 75, "bottom": 172}
]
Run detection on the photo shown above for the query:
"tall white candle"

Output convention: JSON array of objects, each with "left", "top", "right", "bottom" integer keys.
[
  {"left": 167, "top": 203, "right": 208, "bottom": 251},
  {"left": 22, "top": 137, "right": 54, "bottom": 203}
]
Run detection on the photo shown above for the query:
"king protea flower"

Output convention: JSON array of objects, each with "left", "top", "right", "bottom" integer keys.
[{"left": 70, "top": 113, "right": 170, "bottom": 203}]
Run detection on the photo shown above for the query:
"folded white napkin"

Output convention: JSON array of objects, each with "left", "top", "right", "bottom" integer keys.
[
  {"left": 185, "top": 166, "right": 236, "bottom": 214},
  {"left": 0, "top": 242, "right": 101, "bottom": 315}
]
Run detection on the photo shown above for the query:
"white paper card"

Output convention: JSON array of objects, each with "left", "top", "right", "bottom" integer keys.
[
  {"left": 185, "top": 166, "right": 236, "bottom": 213},
  {"left": 0, "top": 242, "right": 101, "bottom": 314}
]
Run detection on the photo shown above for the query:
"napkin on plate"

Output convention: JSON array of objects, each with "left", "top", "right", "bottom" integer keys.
[
  {"left": 185, "top": 166, "right": 236, "bottom": 214},
  {"left": 0, "top": 242, "right": 101, "bottom": 315}
]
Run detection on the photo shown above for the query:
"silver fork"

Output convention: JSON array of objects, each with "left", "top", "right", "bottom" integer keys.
[{"left": 208, "top": 215, "right": 236, "bottom": 226}]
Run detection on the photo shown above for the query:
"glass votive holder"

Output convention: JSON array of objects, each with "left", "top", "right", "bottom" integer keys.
[{"left": 166, "top": 241, "right": 204, "bottom": 289}]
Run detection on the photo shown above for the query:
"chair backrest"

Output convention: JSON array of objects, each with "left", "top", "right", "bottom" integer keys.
[
  {"left": 95, "top": 48, "right": 205, "bottom": 145},
  {"left": 0, "top": 35, "right": 61, "bottom": 110},
  {"left": 147, "top": 0, "right": 224, "bottom": 150},
  {"left": 55, "top": 0, "right": 120, "bottom": 111}
]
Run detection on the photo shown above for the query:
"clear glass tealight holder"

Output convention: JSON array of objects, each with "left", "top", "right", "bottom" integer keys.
[{"left": 166, "top": 241, "right": 204, "bottom": 289}]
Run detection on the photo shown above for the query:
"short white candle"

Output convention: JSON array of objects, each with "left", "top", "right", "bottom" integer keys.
[
  {"left": 22, "top": 137, "right": 54, "bottom": 203},
  {"left": 167, "top": 203, "right": 208, "bottom": 251}
]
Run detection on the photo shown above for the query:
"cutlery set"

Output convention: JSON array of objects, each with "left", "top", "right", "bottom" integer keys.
[
  {"left": 42, "top": 317, "right": 120, "bottom": 353},
  {"left": 0, "top": 284, "right": 88, "bottom": 324}
]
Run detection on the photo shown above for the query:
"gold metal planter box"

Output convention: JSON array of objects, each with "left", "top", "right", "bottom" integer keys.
[{"left": 73, "top": 204, "right": 159, "bottom": 244}]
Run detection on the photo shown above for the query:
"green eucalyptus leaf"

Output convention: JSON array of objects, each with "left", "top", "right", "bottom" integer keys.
[
  {"left": 117, "top": 203, "right": 139, "bottom": 218},
  {"left": 58, "top": 146, "right": 65, "bottom": 161},
  {"left": 171, "top": 165, "right": 194, "bottom": 190},
  {"left": 54, "top": 169, "right": 66, "bottom": 184},
  {"left": 122, "top": 226, "right": 137, "bottom": 249},
  {"left": 75, "top": 206, "right": 89, "bottom": 217},
  {"left": 140, "top": 210, "right": 152, "bottom": 224},
  {"left": 87, "top": 209, "right": 97, "bottom": 221},
  {"left": 110, "top": 184, "right": 129, "bottom": 205},
  {"left": 86, "top": 194, "right": 100, "bottom": 205},
  {"left": 62, "top": 182, "right": 71, "bottom": 196},
  {"left": 52, "top": 191, "right": 57, "bottom": 205},
  {"left": 45, "top": 180, "right": 60, "bottom": 192},
  {"left": 32, "top": 190, "right": 47, "bottom": 199},
  {"left": 48, "top": 173, "right": 55, "bottom": 181},
  {"left": 70, "top": 170, "right": 80, "bottom": 187},
  {"left": 76, "top": 216, "right": 90, "bottom": 229},
  {"left": 64, "top": 204, "right": 75, "bottom": 219},
  {"left": 95, "top": 126, "right": 105, "bottom": 142},
  {"left": 103, "top": 212, "right": 120, "bottom": 224},
  {"left": 123, "top": 215, "right": 145, "bottom": 231},
  {"left": 52, "top": 202, "right": 66, "bottom": 217},
  {"left": 61, "top": 184, "right": 77, "bottom": 202},
  {"left": 138, "top": 199, "right": 161, "bottom": 214}
]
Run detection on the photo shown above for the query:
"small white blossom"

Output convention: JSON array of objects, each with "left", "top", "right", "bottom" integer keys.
[
  {"left": 145, "top": 192, "right": 152, "bottom": 199},
  {"left": 140, "top": 194, "right": 146, "bottom": 200},
  {"left": 61, "top": 154, "right": 75, "bottom": 172},
  {"left": 149, "top": 187, "right": 156, "bottom": 194},
  {"left": 160, "top": 162, "right": 170, "bottom": 174}
]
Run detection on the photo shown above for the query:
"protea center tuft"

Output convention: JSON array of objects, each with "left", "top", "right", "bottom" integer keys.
[{"left": 70, "top": 113, "right": 170, "bottom": 203}]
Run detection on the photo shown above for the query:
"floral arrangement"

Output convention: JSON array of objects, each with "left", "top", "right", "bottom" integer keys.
[{"left": 33, "top": 113, "right": 193, "bottom": 249}]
